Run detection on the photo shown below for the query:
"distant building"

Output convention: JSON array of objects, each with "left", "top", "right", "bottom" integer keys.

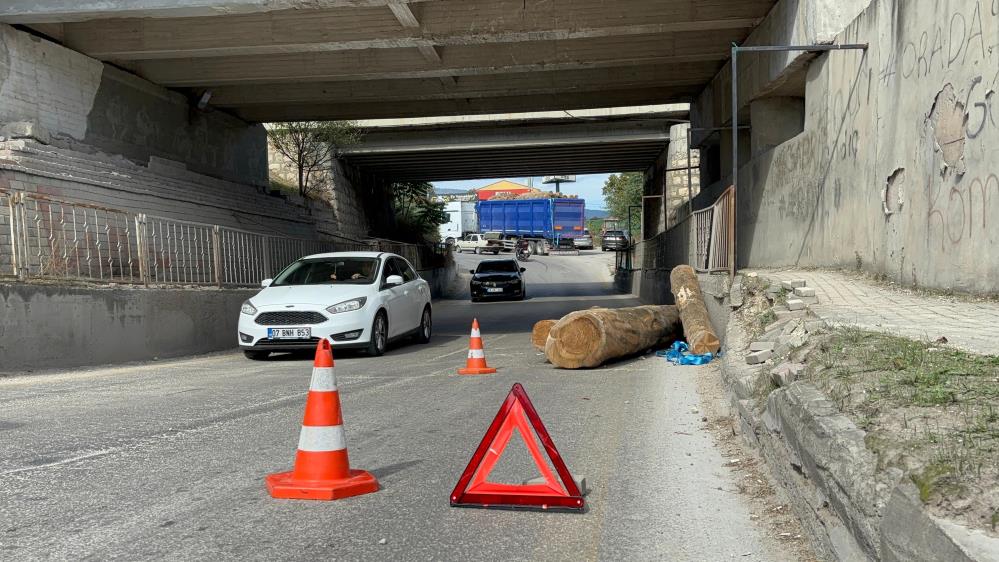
[{"left": 475, "top": 180, "right": 532, "bottom": 201}]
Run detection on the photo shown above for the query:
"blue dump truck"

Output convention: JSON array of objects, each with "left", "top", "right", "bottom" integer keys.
[{"left": 476, "top": 198, "right": 586, "bottom": 253}]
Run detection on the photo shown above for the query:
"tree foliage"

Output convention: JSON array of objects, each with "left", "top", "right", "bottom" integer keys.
[
  {"left": 267, "top": 121, "right": 361, "bottom": 198},
  {"left": 602, "top": 172, "right": 644, "bottom": 237},
  {"left": 391, "top": 181, "right": 449, "bottom": 243}
]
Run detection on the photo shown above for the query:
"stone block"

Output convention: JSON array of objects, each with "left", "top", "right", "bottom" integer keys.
[
  {"left": 797, "top": 296, "right": 818, "bottom": 305},
  {"left": 805, "top": 320, "right": 828, "bottom": 333},
  {"left": 762, "top": 317, "right": 790, "bottom": 334},
  {"left": 785, "top": 330, "right": 809, "bottom": 349},
  {"left": 749, "top": 341, "right": 775, "bottom": 352},
  {"left": 786, "top": 299, "right": 806, "bottom": 311},
  {"left": 770, "top": 362, "right": 805, "bottom": 387},
  {"left": 793, "top": 287, "right": 816, "bottom": 298},
  {"left": 773, "top": 309, "right": 808, "bottom": 321},
  {"left": 746, "top": 349, "right": 772, "bottom": 364},
  {"left": 781, "top": 319, "right": 806, "bottom": 336},
  {"left": 782, "top": 279, "right": 807, "bottom": 290}
]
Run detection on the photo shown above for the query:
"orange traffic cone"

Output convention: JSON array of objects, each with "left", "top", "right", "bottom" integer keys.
[
  {"left": 458, "top": 318, "right": 497, "bottom": 375},
  {"left": 266, "top": 339, "right": 379, "bottom": 500}
]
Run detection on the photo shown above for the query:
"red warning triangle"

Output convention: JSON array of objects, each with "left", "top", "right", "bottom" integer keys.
[{"left": 450, "top": 383, "right": 584, "bottom": 510}]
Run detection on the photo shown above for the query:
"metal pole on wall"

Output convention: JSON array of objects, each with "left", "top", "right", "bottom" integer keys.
[
  {"left": 730, "top": 45, "right": 739, "bottom": 278},
  {"left": 686, "top": 126, "right": 694, "bottom": 219},
  {"left": 729, "top": 42, "right": 868, "bottom": 278}
]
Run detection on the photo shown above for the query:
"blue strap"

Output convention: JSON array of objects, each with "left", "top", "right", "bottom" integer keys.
[{"left": 655, "top": 341, "right": 714, "bottom": 365}]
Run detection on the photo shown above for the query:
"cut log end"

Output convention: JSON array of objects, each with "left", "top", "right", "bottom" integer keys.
[
  {"left": 551, "top": 315, "right": 602, "bottom": 363},
  {"left": 531, "top": 319, "right": 557, "bottom": 351}
]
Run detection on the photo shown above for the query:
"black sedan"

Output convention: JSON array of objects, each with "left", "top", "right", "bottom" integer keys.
[{"left": 469, "top": 259, "right": 526, "bottom": 302}]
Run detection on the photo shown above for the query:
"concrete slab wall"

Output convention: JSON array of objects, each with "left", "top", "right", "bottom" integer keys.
[
  {"left": 0, "top": 24, "right": 266, "bottom": 186},
  {"left": 0, "top": 24, "right": 375, "bottom": 244},
  {"left": 0, "top": 25, "right": 102, "bottom": 140},
  {"left": 0, "top": 284, "right": 256, "bottom": 372},
  {"left": 83, "top": 66, "right": 268, "bottom": 187},
  {"left": 696, "top": 0, "right": 999, "bottom": 294}
]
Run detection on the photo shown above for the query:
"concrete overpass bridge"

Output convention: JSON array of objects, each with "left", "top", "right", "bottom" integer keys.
[
  {"left": 343, "top": 105, "right": 689, "bottom": 182},
  {"left": 5, "top": 0, "right": 968, "bottom": 294},
  {"left": 1, "top": 0, "right": 774, "bottom": 121},
  {"left": 0, "top": 0, "right": 790, "bottom": 248}
]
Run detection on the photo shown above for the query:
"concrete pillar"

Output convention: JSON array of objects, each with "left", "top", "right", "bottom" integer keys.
[
  {"left": 750, "top": 97, "right": 806, "bottom": 156},
  {"left": 666, "top": 124, "right": 700, "bottom": 213},
  {"left": 719, "top": 128, "right": 752, "bottom": 183}
]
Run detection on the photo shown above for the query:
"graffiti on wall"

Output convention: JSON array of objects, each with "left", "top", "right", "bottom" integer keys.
[{"left": 880, "top": 0, "right": 994, "bottom": 84}]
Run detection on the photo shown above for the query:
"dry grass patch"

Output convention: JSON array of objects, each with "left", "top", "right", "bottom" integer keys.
[{"left": 805, "top": 328, "right": 999, "bottom": 535}]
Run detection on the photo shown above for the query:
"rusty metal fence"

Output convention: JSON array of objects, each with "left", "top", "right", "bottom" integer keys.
[
  {"left": 0, "top": 191, "right": 13, "bottom": 277},
  {"left": 694, "top": 186, "right": 734, "bottom": 273},
  {"left": 0, "top": 190, "right": 441, "bottom": 286}
]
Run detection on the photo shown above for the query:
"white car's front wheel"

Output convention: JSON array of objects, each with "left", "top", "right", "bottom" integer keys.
[
  {"left": 416, "top": 305, "right": 432, "bottom": 344},
  {"left": 367, "top": 311, "right": 388, "bottom": 357}
]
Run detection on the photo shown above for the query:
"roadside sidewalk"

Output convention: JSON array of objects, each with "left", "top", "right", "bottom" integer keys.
[{"left": 745, "top": 268, "right": 999, "bottom": 355}]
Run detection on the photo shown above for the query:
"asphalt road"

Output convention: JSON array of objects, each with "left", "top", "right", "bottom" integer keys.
[{"left": 0, "top": 252, "right": 798, "bottom": 561}]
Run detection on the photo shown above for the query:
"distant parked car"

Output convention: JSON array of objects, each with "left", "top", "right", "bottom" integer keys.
[
  {"left": 573, "top": 229, "right": 594, "bottom": 250},
  {"left": 601, "top": 230, "right": 630, "bottom": 251},
  {"left": 455, "top": 233, "right": 503, "bottom": 254},
  {"left": 237, "top": 252, "right": 432, "bottom": 359},
  {"left": 469, "top": 259, "right": 526, "bottom": 302}
]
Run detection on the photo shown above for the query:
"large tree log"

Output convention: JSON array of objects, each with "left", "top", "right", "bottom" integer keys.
[
  {"left": 544, "top": 305, "right": 679, "bottom": 369},
  {"left": 669, "top": 265, "right": 721, "bottom": 354},
  {"left": 532, "top": 320, "right": 558, "bottom": 351}
]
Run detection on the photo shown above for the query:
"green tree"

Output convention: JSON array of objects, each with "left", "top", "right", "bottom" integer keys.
[
  {"left": 602, "top": 172, "right": 644, "bottom": 237},
  {"left": 268, "top": 121, "right": 361, "bottom": 198},
  {"left": 391, "top": 181, "right": 449, "bottom": 243}
]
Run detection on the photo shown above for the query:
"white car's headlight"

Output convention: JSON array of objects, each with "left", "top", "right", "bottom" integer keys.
[
  {"left": 326, "top": 297, "right": 367, "bottom": 314},
  {"left": 240, "top": 301, "right": 257, "bottom": 315}
]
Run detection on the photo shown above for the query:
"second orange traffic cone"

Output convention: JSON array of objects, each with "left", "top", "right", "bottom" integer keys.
[
  {"left": 458, "top": 318, "right": 497, "bottom": 375},
  {"left": 266, "top": 339, "right": 379, "bottom": 500}
]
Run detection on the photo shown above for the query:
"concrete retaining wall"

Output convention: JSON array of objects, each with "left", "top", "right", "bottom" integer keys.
[
  {"left": 693, "top": 0, "right": 999, "bottom": 294},
  {"left": 0, "top": 262, "right": 456, "bottom": 372},
  {"left": 718, "top": 280, "right": 999, "bottom": 561},
  {"left": 0, "top": 283, "right": 255, "bottom": 373}
]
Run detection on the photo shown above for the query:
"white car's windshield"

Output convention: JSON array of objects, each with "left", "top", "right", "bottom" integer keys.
[{"left": 272, "top": 257, "right": 379, "bottom": 286}]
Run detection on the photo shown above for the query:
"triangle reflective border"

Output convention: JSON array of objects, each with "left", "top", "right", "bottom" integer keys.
[{"left": 450, "top": 383, "right": 584, "bottom": 511}]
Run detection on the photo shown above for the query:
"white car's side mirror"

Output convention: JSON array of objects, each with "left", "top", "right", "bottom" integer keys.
[
  {"left": 386, "top": 275, "right": 404, "bottom": 286},
  {"left": 261, "top": 278, "right": 273, "bottom": 288}
]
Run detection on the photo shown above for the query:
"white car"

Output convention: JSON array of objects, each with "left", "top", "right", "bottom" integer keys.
[{"left": 237, "top": 252, "right": 432, "bottom": 359}]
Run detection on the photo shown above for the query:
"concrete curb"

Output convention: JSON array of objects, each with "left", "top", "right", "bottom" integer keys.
[{"left": 719, "top": 284, "right": 997, "bottom": 562}]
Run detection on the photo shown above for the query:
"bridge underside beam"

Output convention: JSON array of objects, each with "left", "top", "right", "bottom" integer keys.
[
  {"left": 342, "top": 113, "right": 681, "bottom": 181},
  {"left": 4, "top": 0, "right": 779, "bottom": 122}
]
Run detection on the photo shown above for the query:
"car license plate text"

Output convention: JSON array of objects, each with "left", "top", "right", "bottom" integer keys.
[
  {"left": 268, "top": 328, "right": 311, "bottom": 339},
  {"left": 486, "top": 288, "right": 504, "bottom": 293}
]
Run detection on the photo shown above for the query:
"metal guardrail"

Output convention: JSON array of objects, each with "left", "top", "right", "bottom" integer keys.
[{"left": 0, "top": 190, "right": 440, "bottom": 286}]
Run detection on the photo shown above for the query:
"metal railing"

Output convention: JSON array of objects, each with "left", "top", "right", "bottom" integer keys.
[
  {"left": 0, "top": 190, "right": 441, "bottom": 286},
  {"left": 694, "top": 186, "right": 734, "bottom": 273},
  {"left": 1, "top": 191, "right": 14, "bottom": 277}
]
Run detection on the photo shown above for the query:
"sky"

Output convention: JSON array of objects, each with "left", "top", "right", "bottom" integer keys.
[{"left": 433, "top": 174, "right": 612, "bottom": 210}]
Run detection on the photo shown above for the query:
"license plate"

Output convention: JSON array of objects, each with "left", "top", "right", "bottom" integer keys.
[
  {"left": 268, "top": 327, "right": 311, "bottom": 339},
  {"left": 486, "top": 288, "right": 504, "bottom": 293}
]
